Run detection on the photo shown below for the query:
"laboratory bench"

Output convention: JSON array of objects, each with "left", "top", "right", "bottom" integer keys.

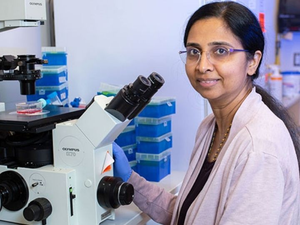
[{"left": 0, "top": 171, "right": 186, "bottom": 225}]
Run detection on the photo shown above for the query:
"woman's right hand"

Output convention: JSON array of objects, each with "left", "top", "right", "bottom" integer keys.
[{"left": 112, "top": 142, "right": 132, "bottom": 182}]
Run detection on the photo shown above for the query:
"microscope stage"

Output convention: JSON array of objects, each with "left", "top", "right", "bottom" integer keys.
[{"left": 0, "top": 106, "right": 84, "bottom": 133}]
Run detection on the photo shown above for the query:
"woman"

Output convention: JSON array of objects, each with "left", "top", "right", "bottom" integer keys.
[{"left": 113, "top": 1, "right": 300, "bottom": 224}]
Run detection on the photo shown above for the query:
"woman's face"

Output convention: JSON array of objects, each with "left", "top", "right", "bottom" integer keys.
[{"left": 185, "top": 17, "right": 260, "bottom": 107}]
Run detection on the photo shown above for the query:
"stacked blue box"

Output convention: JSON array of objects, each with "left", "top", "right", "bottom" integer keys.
[
  {"left": 122, "top": 143, "right": 137, "bottom": 161},
  {"left": 129, "top": 160, "right": 137, "bottom": 172},
  {"left": 27, "top": 47, "right": 69, "bottom": 106},
  {"left": 27, "top": 83, "right": 69, "bottom": 104},
  {"left": 136, "top": 149, "right": 171, "bottom": 182},
  {"left": 138, "top": 97, "right": 176, "bottom": 118},
  {"left": 135, "top": 97, "right": 176, "bottom": 182},
  {"left": 136, "top": 133, "right": 172, "bottom": 154},
  {"left": 135, "top": 116, "right": 172, "bottom": 137},
  {"left": 115, "top": 125, "right": 136, "bottom": 147},
  {"left": 115, "top": 125, "right": 137, "bottom": 170},
  {"left": 123, "top": 143, "right": 137, "bottom": 172},
  {"left": 42, "top": 47, "right": 68, "bottom": 66},
  {"left": 36, "top": 66, "right": 68, "bottom": 86},
  {"left": 101, "top": 89, "right": 176, "bottom": 181}
]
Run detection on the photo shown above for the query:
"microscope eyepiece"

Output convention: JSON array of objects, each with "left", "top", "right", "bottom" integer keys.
[
  {"left": 148, "top": 72, "right": 164, "bottom": 88},
  {"left": 105, "top": 72, "right": 165, "bottom": 121},
  {"left": 105, "top": 75, "right": 151, "bottom": 122},
  {"left": 131, "top": 75, "right": 151, "bottom": 92},
  {"left": 127, "top": 72, "right": 165, "bottom": 119},
  {"left": 123, "top": 75, "right": 151, "bottom": 104}
]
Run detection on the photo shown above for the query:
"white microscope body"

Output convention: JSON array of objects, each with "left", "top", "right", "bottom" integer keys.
[
  {"left": 0, "top": 95, "right": 131, "bottom": 225},
  {"left": 52, "top": 95, "right": 131, "bottom": 224},
  {"left": 0, "top": 73, "right": 164, "bottom": 225},
  {"left": 0, "top": 0, "right": 47, "bottom": 31}
]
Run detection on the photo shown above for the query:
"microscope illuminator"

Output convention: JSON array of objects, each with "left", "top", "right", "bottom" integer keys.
[{"left": 0, "top": 0, "right": 47, "bottom": 31}]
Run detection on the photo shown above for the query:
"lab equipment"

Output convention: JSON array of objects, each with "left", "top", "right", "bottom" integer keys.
[
  {"left": 27, "top": 82, "right": 69, "bottom": 105},
  {"left": 0, "top": 55, "right": 47, "bottom": 95},
  {"left": 15, "top": 101, "right": 43, "bottom": 114},
  {"left": 37, "top": 91, "right": 63, "bottom": 108},
  {"left": 0, "top": 73, "right": 164, "bottom": 224},
  {"left": 70, "top": 97, "right": 86, "bottom": 108},
  {"left": 268, "top": 64, "right": 283, "bottom": 102},
  {"left": 122, "top": 143, "right": 137, "bottom": 162},
  {"left": 282, "top": 71, "right": 300, "bottom": 97},
  {"left": 0, "top": 0, "right": 46, "bottom": 31},
  {"left": 138, "top": 97, "right": 176, "bottom": 118},
  {"left": 136, "top": 132, "right": 173, "bottom": 154},
  {"left": 136, "top": 149, "right": 171, "bottom": 182},
  {"left": 278, "top": 0, "right": 300, "bottom": 33},
  {"left": 105, "top": 72, "right": 165, "bottom": 121},
  {"left": 135, "top": 116, "right": 172, "bottom": 137},
  {"left": 36, "top": 66, "right": 68, "bottom": 86},
  {"left": 42, "top": 47, "right": 68, "bottom": 66},
  {"left": 115, "top": 125, "right": 136, "bottom": 147}
]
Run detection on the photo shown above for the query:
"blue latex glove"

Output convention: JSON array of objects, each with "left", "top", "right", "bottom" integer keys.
[{"left": 112, "top": 142, "right": 132, "bottom": 182}]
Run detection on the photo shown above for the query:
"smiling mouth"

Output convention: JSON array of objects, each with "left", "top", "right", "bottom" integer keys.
[
  {"left": 196, "top": 79, "right": 220, "bottom": 88},
  {"left": 199, "top": 79, "right": 219, "bottom": 84}
]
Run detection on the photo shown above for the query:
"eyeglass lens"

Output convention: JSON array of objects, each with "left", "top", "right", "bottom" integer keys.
[{"left": 179, "top": 46, "right": 247, "bottom": 65}]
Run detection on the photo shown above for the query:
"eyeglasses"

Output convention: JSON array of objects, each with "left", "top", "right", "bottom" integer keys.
[{"left": 179, "top": 46, "right": 249, "bottom": 65}]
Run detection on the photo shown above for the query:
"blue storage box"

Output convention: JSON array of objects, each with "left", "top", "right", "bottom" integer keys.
[
  {"left": 115, "top": 125, "right": 136, "bottom": 147},
  {"left": 136, "top": 149, "right": 171, "bottom": 182},
  {"left": 42, "top": 47, "right": 67, "bottom": 66},
  {"left": 27, "top": 83, "right": 69, "bottom": 102},
  {"left": 136, "top": 132, "right": 172, "bottom": 154},
  {"left": 138, "top": 97, "right": 176, "bottom": 118},
  {"left": 122, "top": 143, "right": 137, "bottom": 161},
  {"left": 129, "top": 160, "right": 137, "bottom": 172},
  {"left": 36, "top": 66, "right": 68, "bottom": 86},
  {"left": 135, "top": 116, "right": 172, "bottom": 137},
  {"left": 128, "top": 119, "right": 135, "bottom": 126}
]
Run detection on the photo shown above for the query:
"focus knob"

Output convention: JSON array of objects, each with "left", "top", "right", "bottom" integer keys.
[
  {"left": 97, "top": 176, "right": 134, "bottom": 209},
  {"left": 23, "top": 198, "right": 52, "bottom": 221},
  {"left": 119, "top": 182, "right": 134, "bottom": 205}
]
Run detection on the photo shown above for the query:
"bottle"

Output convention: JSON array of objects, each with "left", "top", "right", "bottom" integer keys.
[
  {"left": 268, "top": 64, "right": 282, "bottom": 102},
  {"left": 38, "top": 92, "right": 63, "bottom": 108}
]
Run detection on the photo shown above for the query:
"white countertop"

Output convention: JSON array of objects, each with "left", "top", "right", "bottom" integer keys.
[{"left": 0, "top": 171, "right": 186, "bottom": 225}]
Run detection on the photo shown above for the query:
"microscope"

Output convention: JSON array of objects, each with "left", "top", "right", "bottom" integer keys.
[
  {"left": 0, "top": 55, "right": 47, "bottom": 95},
  {"left": 0, "top": 72, "right": 165, "bottom": 225}
]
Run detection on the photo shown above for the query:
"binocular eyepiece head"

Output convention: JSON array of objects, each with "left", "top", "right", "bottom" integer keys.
[{"left": 105, "top": 72, "right": 165, "bottom": 121}]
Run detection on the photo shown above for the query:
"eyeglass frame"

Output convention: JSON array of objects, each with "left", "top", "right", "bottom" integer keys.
[{"left": 179, "top": 46, "right": 249, "bottom": 65}]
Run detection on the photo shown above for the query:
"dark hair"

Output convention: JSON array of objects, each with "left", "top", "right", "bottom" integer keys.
[{"left": 184, "top": 1, "right": 300, "bottom": 167}]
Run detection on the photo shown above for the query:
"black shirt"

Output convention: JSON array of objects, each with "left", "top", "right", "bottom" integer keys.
[{"left": 177, "top": 159, "right": 215, "bottom": 225}]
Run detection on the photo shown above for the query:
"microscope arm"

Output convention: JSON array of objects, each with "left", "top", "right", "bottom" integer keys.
[{"left": 0, "top": 55, "right": 47, "bottom": 95}]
